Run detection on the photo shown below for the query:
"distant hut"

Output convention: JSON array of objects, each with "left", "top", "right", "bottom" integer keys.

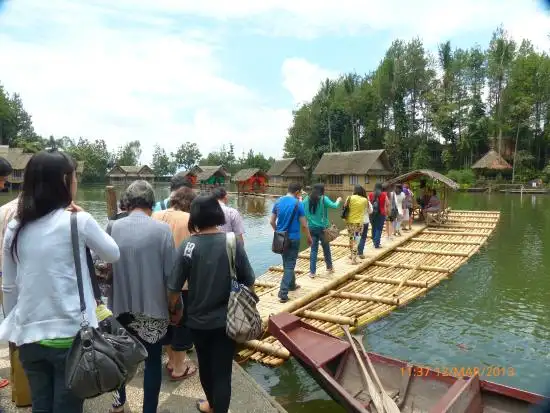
[
  {"left": 471, "top": 150, "right": 512, "bottom": 178},
  {"left": 233, "top": 168, "right": 268, "bottom": 193},
  {"left": 312, "top": 150, "right": 392, "bottom": 191},
  {"left": 107, "top": 165, "right": 155, "bottom": 184},
  {"left": 178, "top": 166, "right": 202, "bottom": 186},
  {"left": 266, "top": 158, "right": 305, "bottom": 188},
  {"left": 196, "top": 165, "right": 229, "bottom": 187}
]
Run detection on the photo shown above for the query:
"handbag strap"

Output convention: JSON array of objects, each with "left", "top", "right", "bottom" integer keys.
[
  {"left": 225, "top": 232, "right": 237, "bottom": 281},
  {"left": 284, "top": 200, "right": 299, "bottom": 232},
  {"left": 70, "top": 212, "right": 90, "bottom": 326}
]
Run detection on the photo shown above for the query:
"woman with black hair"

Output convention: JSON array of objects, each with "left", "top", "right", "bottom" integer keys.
[
  {"left": 344, "top": 185, "right": 369, "bottom": 264},
  {"left": 168, "top": 195, "right": 255, "bottom": 413},
  {"left": 303, "top": 183, "right": 341, "bottom": 278},
  {"left": 0, "top": 150, "right": 120, "bottom": 413}
]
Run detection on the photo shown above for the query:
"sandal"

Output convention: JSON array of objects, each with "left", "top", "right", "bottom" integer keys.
[
  {"left": 196, "top": 399, "right": 212, "bottom": 413},
  {"left": 0, "top": 378, "right": 8, "bottom": 389},
  {"left": 165, "top": 362, "right": 173, "bottom": 373},
  {"left": 171, "top": 362, "right": 198, "bottom": 381}
]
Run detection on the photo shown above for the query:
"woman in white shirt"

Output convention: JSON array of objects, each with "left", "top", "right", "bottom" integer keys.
[
  {"left": 393, "top": 184, "right": 406, "bottom": 236},
  {"left": 357, "top": 192, "right": 373, "bottom": 259},
  {"left": 0, "top": 150, "right": 120, "bottom": 413}
]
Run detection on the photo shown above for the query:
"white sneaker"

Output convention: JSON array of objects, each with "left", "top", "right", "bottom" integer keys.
[{"left": 308, "top": 273, "right": 316, "bottom": 278}]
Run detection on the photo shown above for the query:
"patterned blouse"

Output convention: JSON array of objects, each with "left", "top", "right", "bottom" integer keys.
[{"left": 125, "top": 312, "right": 168, "bottom": 344}]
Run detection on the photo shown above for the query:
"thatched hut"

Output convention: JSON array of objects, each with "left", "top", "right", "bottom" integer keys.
[
  {"left": 196, "top": 165, "right": 229, "bottom": 186},
  {"left": 471, "top": 150, "right": 512, "bottom": 178},
  {"left": 266, "top": 158, "right": 305, "bottom": 188},
  {"left": 312, "top": 150, "right": 392, "bottom": 191},
  {"left": 107, "top": 165, "right": 155, "bottom": 184},
  {"left": 233, "top": 168, "right": 268, "bottom": 192}
]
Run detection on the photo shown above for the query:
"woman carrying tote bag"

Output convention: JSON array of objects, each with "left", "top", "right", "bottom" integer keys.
[
  {"left": 0, "top": 150, "right": 120, "bottom": 413},
  {"left": 168, "top": 195, "right": 256, "bottom": 413},
  {"left": 302, "top": 184, "right": 341, "bottom": 278}
]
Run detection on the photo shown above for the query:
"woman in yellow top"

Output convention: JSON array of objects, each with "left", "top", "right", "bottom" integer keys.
[{"left": 344, "top": 185, "right": 368, "bottom": 264}]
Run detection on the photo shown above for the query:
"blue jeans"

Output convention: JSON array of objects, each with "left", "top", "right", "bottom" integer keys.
[
  {"left": 113, "top": 339, "right": 163, "bottom": 413},
  {"left": 357, "top": 223, "right": 369, "bottom": 255},
  {"left": 19, "top": 343, "right": 84, "bottom": 413},
  {"left": 371, "top": 214, "right": 386, "bottom": 248},
  {"left": 310, "top": 227, "right": 333, "bottom": 274},
  {"left": 279, "top": 238, "right": 300, "bottom": 300}
]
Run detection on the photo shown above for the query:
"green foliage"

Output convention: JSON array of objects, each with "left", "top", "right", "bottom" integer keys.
[
  {"left": 283, "top": 27, "right": 550, "bottom": 178},
  {"left": 64, "top": 138, "right": 112, "bottom": 183},
  {"left": 115, "top": 140, "right": 142, "bottom": 166},
  {"left": 447, "top": 169, "right": 476, "bottom": 186},
  {"left": 152, "top": 144, "right": 176, "bottom": 176},
  {"left": 172, "top": 142, "right": 201, "bottom": 170}
]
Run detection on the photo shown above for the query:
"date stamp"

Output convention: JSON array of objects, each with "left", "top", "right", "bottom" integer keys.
[{"left": 401, "top": 366, "right": 516, "bottom": 378}]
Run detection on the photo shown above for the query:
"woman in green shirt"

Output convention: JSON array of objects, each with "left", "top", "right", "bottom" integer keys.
[{"left": 303, "top": 184, "right": 341, "bottom": 278}]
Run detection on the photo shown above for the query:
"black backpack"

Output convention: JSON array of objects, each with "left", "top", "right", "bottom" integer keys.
[{"left": 371, "top": 193, "right": 381, "bottom": 215}]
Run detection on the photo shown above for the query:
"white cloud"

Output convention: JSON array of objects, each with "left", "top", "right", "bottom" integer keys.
[
  {"left": 0, "top": 0, "right": 291, "bottom": 163},
  {"left": 281, "top": 58, "right": 338, "bottom": 106},
  {"left": 88, "top": 0, "right": 550, "bottom": 49}
]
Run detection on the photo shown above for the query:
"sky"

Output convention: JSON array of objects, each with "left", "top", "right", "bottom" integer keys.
[{"left": 0, "top": 0, "right": 549, "bottom": 164}]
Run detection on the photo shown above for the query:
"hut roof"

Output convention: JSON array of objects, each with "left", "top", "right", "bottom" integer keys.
[
  {"left": 266, "top": 158, "right": 304, "bottom": 177},
  {"left": 5, "top": 148, "right": 32, "bottom": 170},
  {"left": 196, "top": 165, "right": 227, "bottom": 181},
  {"left": 471, "top": 150, "right": 512, "bottom": 170},
  {"left": 232, "top": 168, "right": 267, "bottom": 181},
  {"left": 119, "top": 166, "right": 143, "bottom": 174},
  {"left": 387, "top": 169, "right": 459, "bottom": 190},
  {"left": 312, "top": 150, "right": 392, "bottom": 176}
]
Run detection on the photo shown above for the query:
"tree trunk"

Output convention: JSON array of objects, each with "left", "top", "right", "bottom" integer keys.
[
  {"left": 328, "top": 112, "right": 332, "bottom": 152},
  {"left": 512, "top": 123, "right": 520, "bottom": 183}
]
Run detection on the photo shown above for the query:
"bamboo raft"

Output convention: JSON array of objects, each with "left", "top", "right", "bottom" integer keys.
[{"left": 237, "top": 210, "right": 500, "bottom": 366}]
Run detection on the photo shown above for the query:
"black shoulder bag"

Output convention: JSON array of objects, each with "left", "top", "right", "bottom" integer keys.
[
  {"left": 65, "top": 212, "right": 147, "bottom": 399},
  {"left": 340, "top": 196, "right": 350, "bottom": 219},
  {"left": 272, "top": 200, "right": 299, "bottom": 254}
]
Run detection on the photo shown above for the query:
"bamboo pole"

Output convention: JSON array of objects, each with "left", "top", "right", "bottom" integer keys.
[
  {"left": 242, "top": 340, "right": 290, "bottom": 359},
  {"left": 373, "top": 261, "right": 450, "bottom": 273},
  {"left": 332, "top": 291, "right": 400, "bottom": 306},
  {"left": 395, "top": 247, "right": 469, "bottom": 257},
  {"left": 411, "top": 238, "right": 481, "bottom": 245},
  {"left": 352, "top": 275, "right": 429, "bottom": 288},
  {"left": 268, "top": 266, "right": 305, "bottom": 275},
  {"left": 105, "top": 186, "right": 117, "bottom": 218},
  {"left": 253, "top": 280, "right": 278, "bottom": 288},
  {"left": 302, "top": 310, "right": 357, "bottom": 326}
]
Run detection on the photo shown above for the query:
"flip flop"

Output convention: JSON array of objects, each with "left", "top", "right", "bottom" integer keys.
[
  {"left": 196, "top": 399, "right": 212, "bottom": 413},
  {"left": 170, "top": 363, "right": 197, "bottom": 381},
  {"left": 165, "top": 363, "right": 173, "bottom": 373},
  {"left": 0, "top": 378, "right": 8, "bottom": 389}
]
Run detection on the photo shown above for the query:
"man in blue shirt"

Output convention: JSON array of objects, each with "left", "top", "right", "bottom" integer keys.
[
  {"left": 153, "top": 173, "right": 192, "bottom": 212},
  {"left": 270, "top": 183, "right": 312, "bottom": 303}
]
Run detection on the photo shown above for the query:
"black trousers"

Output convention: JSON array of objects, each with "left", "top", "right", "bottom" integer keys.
[{"left": 190, "top": 327, "right": 236, "bottom": 413}]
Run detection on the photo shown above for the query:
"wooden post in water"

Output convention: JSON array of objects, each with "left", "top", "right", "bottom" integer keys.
[{"left": 105, "top": 186, "right": 117, "bottom": 219}]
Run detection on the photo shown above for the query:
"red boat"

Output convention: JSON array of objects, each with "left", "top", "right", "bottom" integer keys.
[{"left": 268, "top": 313, "right": 547, "bottom": 412}]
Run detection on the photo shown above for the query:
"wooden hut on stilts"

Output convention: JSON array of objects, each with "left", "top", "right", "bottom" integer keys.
[{"left": 233, "top": 168, "right": 268, "bottom": 194}]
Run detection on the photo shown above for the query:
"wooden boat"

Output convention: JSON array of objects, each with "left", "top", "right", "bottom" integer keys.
[{"left": 268, "top": 313, "right": 547, "bottom": 412}]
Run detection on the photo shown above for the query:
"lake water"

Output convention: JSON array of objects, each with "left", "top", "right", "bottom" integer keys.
[{"left": 1, "top": 185, "right": 549, "bottom": 411}]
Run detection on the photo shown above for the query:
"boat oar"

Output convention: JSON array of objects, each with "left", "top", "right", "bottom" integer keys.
[
  {"left": 341, "top": 326, "right": 385, "bottom": 413},
  {"left": 351, "top": 333, "right": 401, "bottom": 413}
]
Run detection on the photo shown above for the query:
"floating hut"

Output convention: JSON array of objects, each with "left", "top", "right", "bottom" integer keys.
[
  {"left": 387, "top": 169, "right": 459, "bottom": 224},
  {"left": 233, "top": 168, "right": 268, "bottom": 193},
  {"left": 471, "top": 150, "right": 512, "bottom": 178},
  {"left": 0, "top": 145, "right": 84, "bottom": 186},
  {"left": 107, "top": 165, "right": 155, "bottom": 184},
  {"left": 312, "top": 150, "right": 392, "bottom": 191},
  {"left": 196, "top": 165, "right": 229, "bottom": 186},
  {"left": 267, "top": 158, "right": 305, "bottom": 188}
]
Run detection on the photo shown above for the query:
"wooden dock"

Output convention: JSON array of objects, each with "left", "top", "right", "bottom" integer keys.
[{"left": 238, "top": 210, "right": 500, "bottom": 366}]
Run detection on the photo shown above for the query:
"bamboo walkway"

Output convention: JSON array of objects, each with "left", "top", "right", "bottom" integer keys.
[{"left": 237, "top": 210, "right": 500, "bottom": 366}]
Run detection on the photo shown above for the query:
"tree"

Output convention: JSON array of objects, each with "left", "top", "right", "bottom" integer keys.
[
  {"left": 172, "top": 142, "right": 201, "bottom": 170},
  {"left": 152, "top": 145, "right": 175, "bottom": 176},
  {"left": 116, "top": 140, "right": 142, "bottom": 166},
  {"left": 412, "top": 141, "right": 431, "bottom": 169},
  {"left": 64, "top": 138, "right": 112, "bottom": 182}
]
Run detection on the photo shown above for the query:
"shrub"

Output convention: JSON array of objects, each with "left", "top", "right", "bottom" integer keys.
[{"left": 446, "top": 169, "right": 476, "bottom": 186}]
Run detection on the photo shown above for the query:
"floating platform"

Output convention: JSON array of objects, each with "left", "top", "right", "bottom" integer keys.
[
  {"left": 238, "top": 210, "right": 500, "bottom": 366},
  {"left": 500, "top": 188, "right": 549, "bottom": 194}
]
